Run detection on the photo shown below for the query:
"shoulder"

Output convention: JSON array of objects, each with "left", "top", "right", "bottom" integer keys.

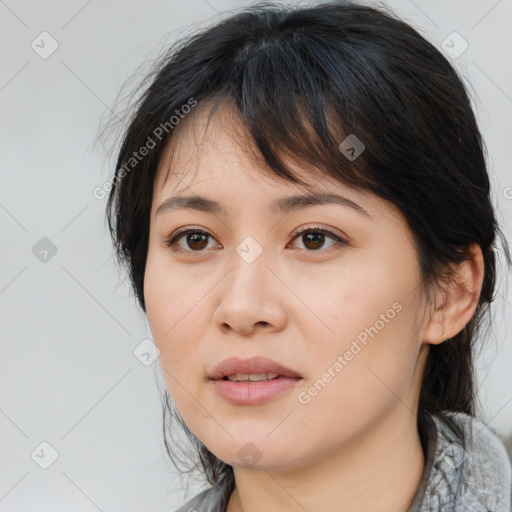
[
  {"left": 173, "top": 485, "right": 226, "bottom": 512},
  {"left": 430, "top": 411, "right": 512, "bottom": 511},
  {"left": 439, "top": 411, "right": 511, "bottom": 481}
]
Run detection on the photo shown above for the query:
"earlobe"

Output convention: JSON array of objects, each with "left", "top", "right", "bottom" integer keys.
[{"left": 422, "top": 243, "right": 484, "bottom": 345}]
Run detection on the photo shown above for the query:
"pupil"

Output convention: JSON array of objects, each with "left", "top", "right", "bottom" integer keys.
[
  {"left": 188, "top": 233, "right": 208, "bottom": 250},
  {"left": 304, "top": 233, "right": 324, "bottom": 250}
]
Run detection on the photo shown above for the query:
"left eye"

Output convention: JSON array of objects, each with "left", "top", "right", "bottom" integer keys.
[
  {"left": 290, "top": 226, "right": 346, "bottom": 251},
  {"left": 164, "top": 226, "right": 346, "bottom": 252}
]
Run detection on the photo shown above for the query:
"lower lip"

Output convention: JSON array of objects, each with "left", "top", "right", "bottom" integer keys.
[{"left": 210, "top": 377, "right": 301, "bottom": 405}]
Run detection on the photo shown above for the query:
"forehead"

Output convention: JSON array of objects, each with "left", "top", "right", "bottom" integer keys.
[
  {"left": 153, "top": 99, "right": 335, "bottom": 197},
  {"left": 149, "top": 100, "right": 407, "bottom": 229}
]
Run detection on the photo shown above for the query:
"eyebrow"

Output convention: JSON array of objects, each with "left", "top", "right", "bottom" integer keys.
[{"left": 156, "top": 192, "right": 369, "bottom": 217}]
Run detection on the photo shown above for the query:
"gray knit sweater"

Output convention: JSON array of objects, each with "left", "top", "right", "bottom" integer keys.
[{"left": 174, "top": 412, "right": 512, "bottom": 511}]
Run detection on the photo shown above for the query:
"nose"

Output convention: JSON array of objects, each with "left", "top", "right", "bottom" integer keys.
[{"left": 212, "top": 247, "right": 288, "bottom": 336}]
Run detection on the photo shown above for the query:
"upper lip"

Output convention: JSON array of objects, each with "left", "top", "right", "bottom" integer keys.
[{"left": 209, "top": 356, "right": 302, "bottom": 380}]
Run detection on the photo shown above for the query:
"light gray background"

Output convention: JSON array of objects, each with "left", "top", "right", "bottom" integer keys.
[{"left": 1, "top": 0, "right": 511, "bottom": 510}]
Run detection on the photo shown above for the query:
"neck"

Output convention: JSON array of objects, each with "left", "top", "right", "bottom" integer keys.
[{"left": 227, "top": 408, "right": 425, "bottom": 512}]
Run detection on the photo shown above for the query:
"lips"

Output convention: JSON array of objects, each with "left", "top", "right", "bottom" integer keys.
[{"left": 209, "top": 356, "right": 302, "bottom": 380}]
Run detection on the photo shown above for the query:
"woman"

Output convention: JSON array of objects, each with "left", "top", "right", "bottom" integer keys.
[{"left": 102, "top": 1, "right": 512, "bottom": 510}]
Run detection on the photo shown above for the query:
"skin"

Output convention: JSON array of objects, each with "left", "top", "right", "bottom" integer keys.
[{"left": 144, "top": 100, "right": 484, "bottom": 512}]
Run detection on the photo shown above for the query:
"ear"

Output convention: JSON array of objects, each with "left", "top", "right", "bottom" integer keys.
[{"left": 422, "top": 243, "right": 485, "bottom": 345}]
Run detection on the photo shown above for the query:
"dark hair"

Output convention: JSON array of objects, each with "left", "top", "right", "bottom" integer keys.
[{"left": 100, "top": 0, "right": 511, "bottom": 503}]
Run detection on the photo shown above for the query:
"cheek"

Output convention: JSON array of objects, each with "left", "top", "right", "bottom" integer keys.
[
  {"left": 144, "top": 256, "right": 200, "bottom": 381},
  {"left": 290, "top": 246, "right": 423, "bottom": 391},
  {"left": 289, "top": 254, "right": 416, "bottom": 346},
  {"left": 143, "top": 255, "right": 221, "bottom": 419},
  {"left": 144, "top": 248, "right": 198, "bottom": 339}
]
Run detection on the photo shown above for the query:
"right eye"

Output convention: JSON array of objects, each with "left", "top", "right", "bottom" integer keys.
[{"left": 164, "top": 229, "right": 220, "bottom": 252}]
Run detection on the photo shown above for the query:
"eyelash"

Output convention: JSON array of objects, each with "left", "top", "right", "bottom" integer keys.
[{"left": 163, "top": 225, "right": 347, "bottom": 253}]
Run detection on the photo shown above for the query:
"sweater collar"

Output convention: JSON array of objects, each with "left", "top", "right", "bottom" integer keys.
[{"left": 409, "top": 411, "right": 511, "bottom": 511}]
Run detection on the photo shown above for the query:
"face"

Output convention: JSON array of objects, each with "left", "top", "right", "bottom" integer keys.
[{"left": 144, "top": 100, "right": 432, "bottom": 471}]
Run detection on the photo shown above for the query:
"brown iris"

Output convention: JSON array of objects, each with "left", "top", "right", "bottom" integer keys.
[
  {"left": 302, "top": 232, "right": 325, "bottom": 251},
  {"left": 186, "top": 232, "right": 209, "bottom": 250}
]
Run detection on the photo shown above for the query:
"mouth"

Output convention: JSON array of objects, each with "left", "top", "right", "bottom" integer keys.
[
  {"left": 220, "top": 373, "right": 291, "bottom": 382},
  {"left": 208, "top": 355, "right": 302, "bottom": 381},
  {"left": 208, "top": 356, "right": 302, "bottom": 405}
]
